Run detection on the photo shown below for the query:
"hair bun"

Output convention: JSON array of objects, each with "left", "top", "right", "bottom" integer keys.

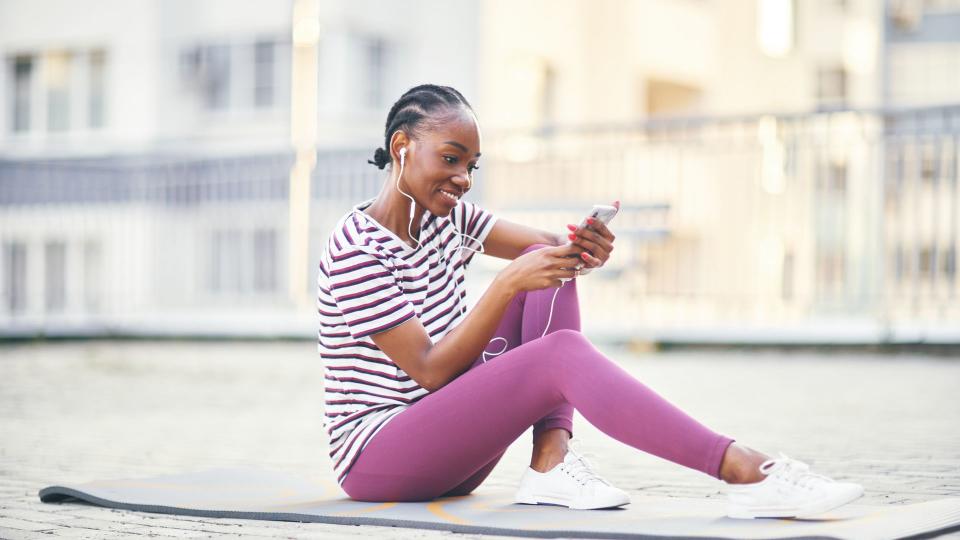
[{"left": 367, "top": 147, "right": 390, "bottom": 169}]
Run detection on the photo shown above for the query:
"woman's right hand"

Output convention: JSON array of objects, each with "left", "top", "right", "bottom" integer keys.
[{"left": 496, "top": 244, "right": 581, "bottom": 295}]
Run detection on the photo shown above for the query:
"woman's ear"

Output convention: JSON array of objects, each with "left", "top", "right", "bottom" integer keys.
[{"left": 390, "top": 131, "right": 410, "bottom": 162}]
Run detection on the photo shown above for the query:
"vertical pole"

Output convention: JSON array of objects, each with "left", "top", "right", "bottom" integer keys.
[
  {"left": 288, "top": 0, "right": 319, "bottom": 308},
  {"left": 877, "top": 0, "right": 891, "bottom": 338}
]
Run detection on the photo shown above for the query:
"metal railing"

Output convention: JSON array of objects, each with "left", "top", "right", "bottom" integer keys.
[{"left": 1, "top": 105, "right": 958, "bottom": 342}]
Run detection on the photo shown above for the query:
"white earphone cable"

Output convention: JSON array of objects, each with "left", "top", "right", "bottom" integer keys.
[
  {"left": 449, "top": 172, "right": 485, "bottom": 260},
  {"left": 395, "top": 149, "right": 422, "bottom": 249},
  {"left": 392, "top": 154, "right": 567, "bottom": 364},
  {"left": 479, "top": 280, "right": 568, "bottom": 363}
]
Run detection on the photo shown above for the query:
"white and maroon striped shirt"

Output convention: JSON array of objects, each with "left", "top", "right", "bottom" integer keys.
[{"left": 317, "top": 198, "right": 497, "bottom": 485}]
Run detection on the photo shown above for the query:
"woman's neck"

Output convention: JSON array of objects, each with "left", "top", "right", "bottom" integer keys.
[{"left": 363, "top": 176, "right": 427, "bottom": 246}]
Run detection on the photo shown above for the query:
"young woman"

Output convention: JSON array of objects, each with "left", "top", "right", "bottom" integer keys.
[{"left": 317, "top": 84, "right": 863, "bottom": 519}]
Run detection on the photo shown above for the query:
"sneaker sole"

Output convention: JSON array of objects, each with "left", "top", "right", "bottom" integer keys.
[
  {"left": 727, "top": 487, "right": 864, "bottom": 519},
  {"left": 515, "top": 493, "right": 631, "bottom": 510}
]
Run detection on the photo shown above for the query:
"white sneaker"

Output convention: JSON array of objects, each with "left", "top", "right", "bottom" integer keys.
[
  {"left": 514, "top": 444, "right": 631, "bottom": 510},
  {"left": 724, "top": 453, "right": 864, "bottom": 519}
]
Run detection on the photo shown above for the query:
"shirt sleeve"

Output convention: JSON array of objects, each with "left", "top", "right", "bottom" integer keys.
[
  {"left": 451, "top": 200, "right": 498, "bottom": 265},
  {"left": 325, "top": 246, "right": 416, "bottom": 339}
]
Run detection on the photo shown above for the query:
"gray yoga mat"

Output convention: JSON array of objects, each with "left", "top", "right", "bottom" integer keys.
[{"left": 39, "top": 467, "right": 960, "bottom": 539}]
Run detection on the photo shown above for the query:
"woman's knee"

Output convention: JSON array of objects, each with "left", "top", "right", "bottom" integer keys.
[
  {"left": 542, "top": 328, "right": 589, "bottom": 350},
  {"left": 539, "top": 329, "right": 607, "bottom": 371}
]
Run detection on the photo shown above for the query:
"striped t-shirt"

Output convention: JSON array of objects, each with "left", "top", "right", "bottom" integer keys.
[{"left": 317, "top": 198, "right": 497, "bottom": 485}]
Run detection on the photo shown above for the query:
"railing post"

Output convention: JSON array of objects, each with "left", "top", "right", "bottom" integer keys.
[{"left": 288, "top": 0, "right": 319, "bottom": 309}]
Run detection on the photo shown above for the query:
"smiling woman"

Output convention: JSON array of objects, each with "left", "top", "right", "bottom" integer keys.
[{"left": 315, "top": 84, "right": 863, "bottom": 519}]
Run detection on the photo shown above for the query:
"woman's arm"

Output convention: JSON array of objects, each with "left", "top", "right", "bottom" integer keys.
[
  {"left": 370, "top": 212, "right": 617, "bottom": 392},
  {"left": 370, "top": 243, "right": 580, "bottom": 391},
  {"left": 482, "top": 215, "right": 617, "bottom": 269},
  {"left": 482, "top": 219, "right": 565, "bottom": 260}
]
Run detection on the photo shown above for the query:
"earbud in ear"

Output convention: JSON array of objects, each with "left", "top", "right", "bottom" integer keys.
[{"left": 399, "top": 147, "right": 407, "bottom": 162}]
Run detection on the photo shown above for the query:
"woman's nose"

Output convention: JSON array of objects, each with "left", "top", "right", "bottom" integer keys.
[{"left": 452, "top": 173, "right": 470, "bottom": 190}]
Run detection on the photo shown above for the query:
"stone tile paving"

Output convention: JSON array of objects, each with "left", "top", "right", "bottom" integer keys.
[{"left": 1, "top": 341, "right": 958, "bottom": 538}]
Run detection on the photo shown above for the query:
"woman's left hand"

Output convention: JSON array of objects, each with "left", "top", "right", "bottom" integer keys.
[{"left": 565, "top": 212, "right": 616, "bottom": 269}]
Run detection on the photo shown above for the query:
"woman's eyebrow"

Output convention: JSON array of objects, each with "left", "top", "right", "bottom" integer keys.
[{"left": 443, "top": 141, "right": 481, "bottom": 157}]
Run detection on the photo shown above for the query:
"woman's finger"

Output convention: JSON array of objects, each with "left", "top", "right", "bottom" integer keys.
[
  {"left": 579, "top": 251, "right": 603, "bottom": 268},
  {"left": 571, "top": 227, "right": 614, "bottom": 255},
  {"left": 569, "top": 236, "right": 611, "bottom": 265},
  {"left": 586, "top": 218, "right": 616, "bottom": 242},
  {"left": 571, "top": 237, "right": 607, "bottom": 260},
  {"left": 546, "top": 242, "right": 580, "bottom": 259}
]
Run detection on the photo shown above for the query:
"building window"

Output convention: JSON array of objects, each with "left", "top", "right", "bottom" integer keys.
[
  {"left": 45, "top": 240, "right": 66, "bottom": 313},
  {"left": 890, "top": 0, "right": 923, "bottom": 30},
  {"left": 757, "top": 0, "right": 795, "bottom": 58},
  {"left": 7, "top": 48, "right": 107, "bottom": 135},
  {"left": 363, "top": 37, "right": 386, "bottom": 108},
  {"left": 253, "top": 41, "right": 275, "bottom": 108},
  {"left": 817, "top": 251, "right": 846, "bottom": 291},
  {"left": 945, "top": 245, "right": 957, "bottom": 280},
  {"left": 202, "top": 45, "right": 231, "bottom": 110},
  {"left": 781, "top": 251, "right": 795, "bottom": 301},
  {"left": 45, "top": 51, "right": 72, "bottom": 132},
  {"left": 89, "top": 50, "right": 106, "bottom": 128},
  {"left": 182, "top": 40, "right": 286, "bottom": 112},
  {"left": 208, "top": 229, "right": 278, "bottom": 295},
  {"left": 816, "top": 65, "right": 847, "bottom": 109},
  {"left": 11, "top": 55, "right": 33, "bottom": 133},
  {"left": 3, "top": 241, "right": 27, "bottom": 314},
  {"left": 825, "top": 162, "right": 847, "bottom": 193},
  {"left": 83, "top": 240, "right": 102, "bottom": 312},
  {"left": 253, "top": 229, "right": 277, "bottom": 292},
  {"left": 645, "top": 78, "right": 703, "bottom": 117},
  {"left": 210, "top": 229, "right": 243, "bottom": 293}
]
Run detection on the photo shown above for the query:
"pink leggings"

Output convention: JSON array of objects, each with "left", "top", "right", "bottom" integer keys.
[{"left": 341, "top": 248, "right": 735, "bottom": 502}]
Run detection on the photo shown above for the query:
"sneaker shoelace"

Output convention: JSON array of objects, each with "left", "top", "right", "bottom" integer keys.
[
  {"left": 563, "top": 441, "right": 612, "bottom": 487},
  {"left": 761, "top": 453, "right": 835, "bottom": 491}
]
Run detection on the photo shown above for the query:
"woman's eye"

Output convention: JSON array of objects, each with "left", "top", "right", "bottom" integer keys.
[{"left": 443, "top": 156, "right": 457, "bottom": 164}]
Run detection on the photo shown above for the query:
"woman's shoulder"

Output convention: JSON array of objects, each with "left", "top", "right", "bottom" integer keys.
[{"left": 323, "top": 209, "right": 391, "bottom": 260}]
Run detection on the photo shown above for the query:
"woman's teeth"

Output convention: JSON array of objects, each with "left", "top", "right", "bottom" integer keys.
[{"left": 440, "top": 191, "right": 459, "bottom": 202}]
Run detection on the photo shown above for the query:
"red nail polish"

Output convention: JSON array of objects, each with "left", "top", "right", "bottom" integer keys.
[
  {"left": 586, "top": 217, "right": 595, "bottom": 225},
  {"left": 568, "top": 233, "right": 576, "bottom": 241},
  {"left": 566, "top": 224, "right": 577, "bottom": 232},
  {"left": 580, "top": 252, "right": 589, "bottom": 260}
]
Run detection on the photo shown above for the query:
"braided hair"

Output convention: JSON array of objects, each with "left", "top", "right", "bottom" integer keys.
[{"left": 368, "top": 84, "right": 474, "bottom": 170}]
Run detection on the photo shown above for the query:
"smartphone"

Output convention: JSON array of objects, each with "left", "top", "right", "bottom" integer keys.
[
  {"left": 562, "top": 204, "right": 620, "bottom": 280},
  {"left": 578, "top": 204, "right": 619, "bottom": 229}
]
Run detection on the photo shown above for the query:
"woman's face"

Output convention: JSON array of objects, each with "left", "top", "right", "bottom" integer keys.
[{"left": 401, "top": 108, "right": 481, "bottom": 218}]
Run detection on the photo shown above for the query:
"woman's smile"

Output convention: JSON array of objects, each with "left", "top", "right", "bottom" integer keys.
[{"left": 438, "top": 188, "right": 462, "bottom": 206}]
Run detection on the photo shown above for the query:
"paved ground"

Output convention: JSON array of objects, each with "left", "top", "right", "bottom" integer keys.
[{"left": 1, "top": 340, "right": 958, "bottom": 539}]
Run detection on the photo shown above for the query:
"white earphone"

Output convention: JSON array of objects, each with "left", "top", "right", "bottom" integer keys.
[
  {"left": 395, "top": 146, "right": 422, "bottom": 249},
  {"left": 395, "top": 144, "right": 484, "bottom": 258}
]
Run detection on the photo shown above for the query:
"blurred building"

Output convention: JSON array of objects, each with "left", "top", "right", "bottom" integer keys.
[
  {"left": 0, "top": 0, "right": 479, "bottom": 334},
  {"left": 1, "top": 0, "right": 958, "bottom": 342},
  {"left": 0, "top": 0, "right": 479, "bottom": 157},
  {"left": 475, "top": 0, "right": 959, "bottom": 341}
]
